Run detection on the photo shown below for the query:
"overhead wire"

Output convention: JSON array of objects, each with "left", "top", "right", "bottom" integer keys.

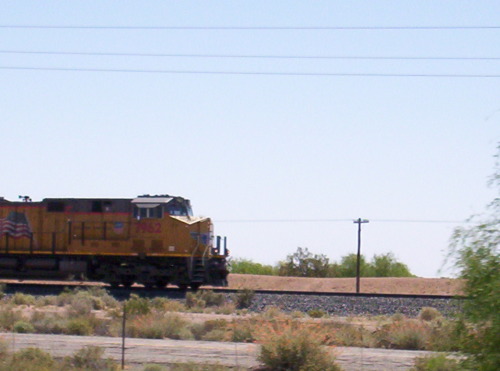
[
  {"left": 1, "top": 25, "right": 499, "bottom": 30},
  {"left": 215, "top": 218, "right": 468, "bottom": 224},
  {"left": 1, "top": 66, "right": 499, "bottom": 78},
  {"left": 1, "top": 50, "right": 499, "bottom": 61}
]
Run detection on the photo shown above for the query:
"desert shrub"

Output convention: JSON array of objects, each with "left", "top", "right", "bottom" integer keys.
[
  {"left": 419, "top": 307, "right": 442, "bottom": 322},
  {"left": 376, "top": 319, "right": 431, "bottom": 350},
  {"left": 0, "top": 306, "right": 25, "bottom": 330},
  {"left": 233, "top": 289, "right": 255, "bottom": 309},
  {"left": 66, "top": 295, "right": 93, "bottom": 316},
  {"left": 189, "top": 319, "right": 227, "bottom": 341},
  {"left": 256, "top": 319, "right": 341, "bottom": 371},
  {"left": 150, "top": 297, "right": 185, "bottom": 312},
  {"left": 258, "top": 305, "right": 286, "bottom": 320},
  {"left": 307, "top": 309, "right": 326, "bottom": 318},
  {"left": 411, "top": 354, "right": 465, "bottom": 371},
  {"left": 31, "top": 311, "right": 66, "bottom": 334},
  {"left": 185, "top": 293, "right": 206, "bottom": 310},
  {"left": 290, "top": 310, "right": 306, "bottom": 319},
  {"left": 34, "top": 295, "right": 58, "bottom": 307},
  {"left": 214, "top": 302, "right": 236, "bottom": 315},
  {"left": 56, "top": 287, "right": 118, "bottom": 310},
  {"left": 143, "top": 365, "right": 167, "bottom": 371},
  {"left": 391, "top": 312, "right": 406, "bottom": 322},
  {"left": 9, "top": 347, "right": 55, "bottom": 371},
  {"left": 186, "top": 290, "right": 226, "bottom": 309},
  {"left": 126, "top": 312, "right": 188, "bottom": 339},
  {"left": 332, "top": 323, "right": 375, "bottom": 347},
  {"left": 0, "top": 339, "right": 9, "bottom": 359},
  {"left": 125, "top": 294, "right": 151, "bottom": 315},
  {"left": 65, "top": 317, "right": 93, "bottom": 336},
  {"left": 201, "top": 329, "right": 226, "bottom": 342},
  {"left": 11, "top": 293, "right": 36, "bottom": 306},
  {"left": 84, "top": 287, "right": 119, "bottom": 309},
  {"left": 13, "top": 320, "right": 34, "bottom": 333},
  {"left": 165, "top": 364, "right": 232, "bottom": 371},
  {"left": 62, "top": 345, "right": 119, "bottom": 371},
  {"left": 228, "top": 320, "right": 255, "bottom": 343},
  {"left": 0, "top": 284, "right": 6, "bottom": 300}
]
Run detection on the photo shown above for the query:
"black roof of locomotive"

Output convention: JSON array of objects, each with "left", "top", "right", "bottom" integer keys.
[{"left": 0, "top": 195, "right": 190, "bottom": 214}]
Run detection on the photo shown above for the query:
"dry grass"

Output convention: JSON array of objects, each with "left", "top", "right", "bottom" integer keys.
[{"left": 225, "top": 274, "right": 464, "bottom": 295}]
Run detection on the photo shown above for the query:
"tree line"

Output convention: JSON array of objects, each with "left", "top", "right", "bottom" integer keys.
[{"left": 229, "top": 248, "right": 414, "bottom": 278}]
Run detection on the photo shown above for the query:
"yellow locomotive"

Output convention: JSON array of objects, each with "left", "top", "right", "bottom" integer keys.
[{"left": 0, "top": 195, "right": 228, "bottom": 289}]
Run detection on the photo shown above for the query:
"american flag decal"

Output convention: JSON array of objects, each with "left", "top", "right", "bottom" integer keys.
[{"left": 0, "top": 212, "right": 32, "bottom": 239}]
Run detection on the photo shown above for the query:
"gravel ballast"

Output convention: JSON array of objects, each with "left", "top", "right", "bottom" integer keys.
[{"left": 244, "top": 293, "right": 462, "bottom": 317}]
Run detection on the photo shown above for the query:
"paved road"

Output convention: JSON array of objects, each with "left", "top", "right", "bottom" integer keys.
[{"left": 0, "top": 332, "right": 437, "bottom": 370}]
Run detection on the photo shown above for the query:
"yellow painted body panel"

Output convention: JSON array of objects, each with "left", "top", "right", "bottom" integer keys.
[{"left": 0, "top": 204, "right": 214, "bottom": 258}]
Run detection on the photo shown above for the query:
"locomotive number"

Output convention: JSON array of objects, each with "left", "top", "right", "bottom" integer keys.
[{"left": 135, "top": 223, "right": 162, "bottom": 234}]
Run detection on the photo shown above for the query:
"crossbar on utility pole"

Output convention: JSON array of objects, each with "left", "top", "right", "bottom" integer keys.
[{"left": 353, "top": 218, "right": 369, "bottom": 294}]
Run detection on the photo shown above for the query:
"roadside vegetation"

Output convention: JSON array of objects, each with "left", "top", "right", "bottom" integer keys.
[
  {"left": 230, "top": 249, "right": 414, "bottom": 278},
  {"left": 0, "top": 286, "right": 462, "bottom": 352}
]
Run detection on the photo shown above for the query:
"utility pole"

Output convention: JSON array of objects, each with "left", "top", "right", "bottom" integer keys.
[{"left": 353, "top": 218, "right": 369, "bottom": 294}]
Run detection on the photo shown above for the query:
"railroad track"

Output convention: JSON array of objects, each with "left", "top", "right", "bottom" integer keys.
[
  {"left": 1, "top": 279, "right": 463, "bottom": 317},
  {"left": 0, "top": 279, "right": 459, "bottom": 299}
]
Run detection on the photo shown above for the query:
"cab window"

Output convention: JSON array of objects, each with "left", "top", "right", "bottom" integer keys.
[{"left": 134, "top": 205, "right": 163, "bottom": 219}]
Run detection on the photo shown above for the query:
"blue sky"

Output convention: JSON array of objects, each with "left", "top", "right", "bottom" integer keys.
[{"left": 1, "top": 1, "right": 499, "bottom": 277}]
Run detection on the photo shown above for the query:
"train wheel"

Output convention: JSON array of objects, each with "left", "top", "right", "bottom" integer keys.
[
  {"left": 122, "top": 280, "right": 133, "bottom": 288},
  {"left": 155, "top": 279, "right": 169, "bottom": 289},
  {"left": 190, "top": 283, "right": 201, "bottom": 291}
]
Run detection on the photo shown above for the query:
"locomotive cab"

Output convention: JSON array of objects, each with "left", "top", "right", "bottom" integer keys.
[{"left": 132, "top": 196, "right": 193, "bottom": 219}]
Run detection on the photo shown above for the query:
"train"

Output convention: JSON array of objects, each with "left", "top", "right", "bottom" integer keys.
[{"left": 0, "top": 194, "right": 228, "bottom": 289}]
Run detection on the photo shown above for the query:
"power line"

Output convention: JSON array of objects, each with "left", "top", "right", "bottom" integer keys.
[
  {"left": 215, "top": 218, "right": 467, "bottom": 224},
  {"left": 1, "top": 25, "right": 499, "bottom": 30},
  {"left": 2, "top": 50, "right": 499, "bottom": 61},
  {"left": 1, "top": 66, "right": 499, "bottom": 78}
]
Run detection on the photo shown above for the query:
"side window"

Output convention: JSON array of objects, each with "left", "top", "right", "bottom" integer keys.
[{"left": 134, "top": 205, "right": 163, "bottom": 219}]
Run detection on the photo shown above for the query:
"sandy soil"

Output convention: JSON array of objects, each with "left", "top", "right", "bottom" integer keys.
[{"left": 226, "top": 274, "right": 464, "bottom": 296}]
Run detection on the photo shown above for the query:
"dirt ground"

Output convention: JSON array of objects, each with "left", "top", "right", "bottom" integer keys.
[{"left": 225, "top": 274, "right": 464, "bottom": 296}]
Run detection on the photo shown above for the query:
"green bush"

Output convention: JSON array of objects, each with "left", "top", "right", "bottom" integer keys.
[
  {"left": 13, "top": 320, "right": 35, "bottom": 333},
  {"left": 307, "top": 309, "right": 326, "bottom": 318},
  {"left": 447, "top": 144, "right": 500, "bottom": 370},
  {"left": 376, "top": 319, "right": 431, "bottom": 350},
  {"left": 126, "top": 312, "right": 188, "bottom": 339},
  {"left": 62, "top": 345, "right": 119, "bottom": 371},
  {"left": 186, "top": 290, "right": 226, "bottom": 310},
  {"left": 125, "top": 294, "right": 151, "bottom": 315},
  {"left": 257, "top": 320, "right": 341, "bottom": 371},
  {"left": 9, "top": 347, "right": 55, "bottom": 371},
  {"left": 418, "top": 307, "right": 442, "bottom": 322},
  {"left": 11, "top": 293, "right": 36, "bottom": 306},
  {"left": 233, "top": 289, "right": 255, "bottom": 309},
  {"left": 0, "top": 306, "right": 25, "bottom": 330},
  {"left": 65, "top": 317, "right": 93, "bottom": 336},
  {"left": 30, "top": 311, "right": 66, "bottom": 334},
  {"left": 229, "top": 258, "right": 278, "bottom": 275},
  {"left": 411, "top": 354, "right": 465, "bottom": 371},
  {"left": 229, "top": 320, "right": 255, "bottom": 343}
]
